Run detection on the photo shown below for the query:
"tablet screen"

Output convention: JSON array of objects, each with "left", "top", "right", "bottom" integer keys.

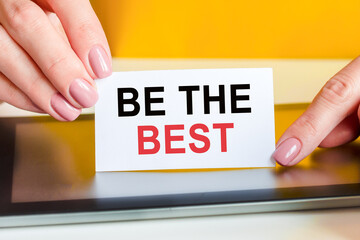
[{"left": 1, "top": 104, "right": 360, "bottom": 217}]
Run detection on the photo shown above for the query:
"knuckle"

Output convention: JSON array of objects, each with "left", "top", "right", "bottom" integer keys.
[
  {"left": 293, "top": 113, "right": 319, "bottom": 138},
  {"left": 45, "top": 55, "right": 84, "bottom": 92},
  {"left": 5, "top": 2, "right": 42, "bottom": 32},
  {"left": 45, "top": 55, "right": 69, "bottom": 75},
  {"left": 320, "top": 72, "right": 354, "bottom": 106},
  {"left": 78, "top": 20, "right": 98, "bottom": 42},
  {"left": 46, "top": 55, "right": 84, "bottom": 78},
  {"left": 23, "top": 77, "right": 40, "bottom": 95}
]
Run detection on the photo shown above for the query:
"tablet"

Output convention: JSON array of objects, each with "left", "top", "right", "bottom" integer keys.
[{"left": 1, "top": 104, "right": 360, "bottom": 228}]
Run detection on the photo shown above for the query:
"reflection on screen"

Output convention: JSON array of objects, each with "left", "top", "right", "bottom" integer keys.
[{"left": 11, "top": 119, "right": 360, "bottom": 203}]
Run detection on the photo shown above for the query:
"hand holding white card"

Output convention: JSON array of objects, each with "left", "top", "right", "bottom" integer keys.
[{"left": 95, "top": 69, "right": 275, "bottom": 171}]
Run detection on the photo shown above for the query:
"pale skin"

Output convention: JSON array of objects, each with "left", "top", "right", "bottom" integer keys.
[
  {"left": 273, "top": 57, "right": 360, "bottom": 166},
  {"left": 0, "top": 0, "right": 357, "bottom": 166},
  {"left": 0, "top": 0, "right": 112, "bottom": 121}
]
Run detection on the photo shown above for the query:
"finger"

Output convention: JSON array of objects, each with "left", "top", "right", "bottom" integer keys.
[
  {"left": 45, "top": 11, "right": 69, "bottom": 45},
  {"left": 0, "top": 0, "right": 98, "bottom": 108},
  {"left": 48, "top": 0, "right": 112, "bottom": 79},
  {"left": 273, "top": 57, "right": 360, "bottom": 166},
  {"left": 0, "top": 23, "right": 80, "bottom": 121},
  {"left": 0, "top": 72, "right": 44, "bottom": 113},
  {"left": 319, "top": 112, "right": 359, "bottom": 148}
]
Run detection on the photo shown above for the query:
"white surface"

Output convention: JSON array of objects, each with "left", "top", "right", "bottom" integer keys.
[
  {"left": 0, "top": 58, "right": 351, "bottom": 117},
  {"left": 95, "top": 69, "right": 275, "bottom": 171},
  {"left": 1, "top": 208, "right": 360, "bottom": 239},
  {"left": 93, "top": 169, "right": 275, "bottom": 198}
]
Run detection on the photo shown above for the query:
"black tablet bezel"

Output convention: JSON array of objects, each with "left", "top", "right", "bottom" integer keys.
[{"left": 1, "top": 116, "right": 360, "bottom": 218}]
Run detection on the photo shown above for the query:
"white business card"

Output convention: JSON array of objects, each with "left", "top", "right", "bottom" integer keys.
[{"left": 95, "top": 69, "right": 275, "bottom": 171}]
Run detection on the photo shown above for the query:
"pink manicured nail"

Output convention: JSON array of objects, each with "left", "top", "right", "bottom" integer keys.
[
  {"left": 70, "top": 78, "right": 98, "bottom": 108},
  {"left": 51, "top": 93, "right": 81, "bottom": 121},
  {"left": 272, "top": 138, "right": 302, "bottom": 166},
  {"left": 89, "top": 45, "right": 112, "bottom": 78}
]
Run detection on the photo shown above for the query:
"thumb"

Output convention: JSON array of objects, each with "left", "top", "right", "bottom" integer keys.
[{"left": 273, "top": 57, "right": 360, "bottom": 166}]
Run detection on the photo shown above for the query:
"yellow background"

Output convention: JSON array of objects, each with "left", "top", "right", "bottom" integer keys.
[{"left": 91, "top": 0, "right": 360, "bottom": 58}]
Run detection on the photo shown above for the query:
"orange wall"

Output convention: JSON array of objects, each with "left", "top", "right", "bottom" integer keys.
[{"left": 91, "top": 0, "right": 360, "bottom": 58}]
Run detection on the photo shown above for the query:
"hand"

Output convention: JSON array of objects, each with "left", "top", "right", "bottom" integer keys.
[
  {"left": 273, "top": 57, "right": 360, "bottom": 166},
  {"left": 0, "top": 0, "right": 112, "bottom": 121}
]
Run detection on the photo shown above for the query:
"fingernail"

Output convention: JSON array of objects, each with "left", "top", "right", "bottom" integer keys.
[
  {"left": 272, "top": 138, "right": 302, "bottom": 166},
  {"left": 89, "top": 45, "right": 112, "bottom": 79},
  {"left": 51, "top": 93, "right": 81, "bottom": 121},
  {"left": 70, "top": 78, "right": 98, "bottom": 108}
]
